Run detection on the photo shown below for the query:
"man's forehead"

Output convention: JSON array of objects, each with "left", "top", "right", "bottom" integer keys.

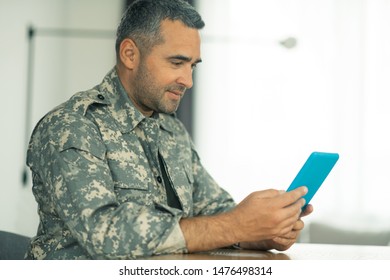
[
  {"left": 155, "top": 19, "right": 201, "bottom": 60},
  {"left": 159, "top": 19, "right": 201, "bottom": 40}
]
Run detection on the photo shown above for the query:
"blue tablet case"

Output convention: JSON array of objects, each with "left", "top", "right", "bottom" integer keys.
[{"left": 287, "top": 152, "right": 339, "bottom": 207}]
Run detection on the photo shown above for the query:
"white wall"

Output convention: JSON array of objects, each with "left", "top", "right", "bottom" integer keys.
[
  {"left": 0, "top": 0, "right": 123, "bottom": 236},
  {"left": 195, "top": 0, "right": 390, "bottom": 230}
]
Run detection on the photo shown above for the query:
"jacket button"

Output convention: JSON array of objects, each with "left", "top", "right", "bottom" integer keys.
[
  {"left": 97, "top": 94, "right": 105, "bottom": 100},
  {"left": 156, "top": 176, "right": 162, "bottom": 183}
]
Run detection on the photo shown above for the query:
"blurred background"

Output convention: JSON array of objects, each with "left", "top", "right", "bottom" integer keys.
[{"left": 1, "top": 0, "right": 390, "bottom": 245}]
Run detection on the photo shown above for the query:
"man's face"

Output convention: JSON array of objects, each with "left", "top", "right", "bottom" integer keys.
[{"left": 131, "top": 19, "right": 202, "bottom": 116}]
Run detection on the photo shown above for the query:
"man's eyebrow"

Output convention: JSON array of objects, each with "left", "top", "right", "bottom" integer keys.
[{"left": 168, "top": 55, "right": 202, "bottom": 64}]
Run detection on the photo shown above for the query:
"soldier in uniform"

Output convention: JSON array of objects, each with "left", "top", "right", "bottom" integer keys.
[{"left": 25, "top": 0, "right": 312, "bottom": 259}]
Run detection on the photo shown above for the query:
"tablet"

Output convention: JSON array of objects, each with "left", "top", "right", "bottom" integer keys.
[{"left": 286, "top": 152, "right": 339, "bottom": 208}]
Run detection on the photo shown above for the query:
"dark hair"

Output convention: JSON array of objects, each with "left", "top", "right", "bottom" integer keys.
[{"left": 115, "top": 0, "right": 205, "bottom": 57}]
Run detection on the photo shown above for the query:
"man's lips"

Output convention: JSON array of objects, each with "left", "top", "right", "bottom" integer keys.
[
  {"left": 166, "top": 87, "right": 186, "bottom": 100},
  {"left": 167, "top": 90, "right": 183, "bottom": 101},
  {"left": 168, "top": 90, "right": 183, "bottom": 96}
]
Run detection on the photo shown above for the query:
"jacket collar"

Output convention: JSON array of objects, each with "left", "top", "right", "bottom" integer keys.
[{"left": 97, "top": 67, "right": 175, "bottom": 134}]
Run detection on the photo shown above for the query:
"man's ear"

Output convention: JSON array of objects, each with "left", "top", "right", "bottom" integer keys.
[{"left": 119, "top": 38, "right": 139, "bottom": 69}]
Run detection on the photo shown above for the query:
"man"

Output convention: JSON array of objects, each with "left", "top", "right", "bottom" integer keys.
[{"left": 26, "top": 0, "right": 312, "bottom": 260}]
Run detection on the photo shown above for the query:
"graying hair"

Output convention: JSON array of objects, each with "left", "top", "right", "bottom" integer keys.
[{"left": 115, "top": 0, "right": 205, "bottom": 57}]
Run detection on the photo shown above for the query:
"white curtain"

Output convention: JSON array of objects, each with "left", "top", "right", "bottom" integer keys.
[{"left": 195, "top": 0, "right": 390, "bottom": 227}]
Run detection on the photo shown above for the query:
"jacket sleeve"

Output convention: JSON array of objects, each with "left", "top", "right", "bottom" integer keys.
[
  {"left": 190, "top": 144, "right": 237, "bottom": 216},
  {"left": 28, "top": 110, "right": 187, "bottom": 259}
]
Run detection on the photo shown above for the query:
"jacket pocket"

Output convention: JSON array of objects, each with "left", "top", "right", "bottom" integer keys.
[{"left": 107, "top": 155, "right": 153, "bottom": 205}]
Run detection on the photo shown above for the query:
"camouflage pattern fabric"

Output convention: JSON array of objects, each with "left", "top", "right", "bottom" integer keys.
[{"left": 25, "top": 67, "right": 236, "bottom": 259}]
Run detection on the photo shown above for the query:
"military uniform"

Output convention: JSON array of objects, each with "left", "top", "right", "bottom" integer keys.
[{"left": 25, "top": 68, "right": 235, "bottom": 259}]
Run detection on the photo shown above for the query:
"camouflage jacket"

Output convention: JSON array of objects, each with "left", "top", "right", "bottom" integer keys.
[{"left": 26, "top": 67, "right": 235, "bottom": 259}]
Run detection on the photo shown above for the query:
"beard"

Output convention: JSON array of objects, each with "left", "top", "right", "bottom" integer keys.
[{"left": 132, "top": 60, "right": 186, "bottom": 115}]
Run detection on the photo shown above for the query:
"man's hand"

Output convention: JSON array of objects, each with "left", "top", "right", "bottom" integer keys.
[
  {"left": 229, "top": 187, "right": 308, "bottom": 242},
  {"left": 240, "top": 204, "right": 313, "bottom": 251},
  {"left": 180, "top": 186, "right": 309, "bottom": 252}
]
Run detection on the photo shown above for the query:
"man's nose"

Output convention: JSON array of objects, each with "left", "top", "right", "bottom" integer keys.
[{"left": 176, "top": 67, "right": 193, "bottom": 89}]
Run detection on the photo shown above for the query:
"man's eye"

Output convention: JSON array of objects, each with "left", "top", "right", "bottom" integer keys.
[{"left": 171, "top": 61, "right": 183, "bottom": 66}]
